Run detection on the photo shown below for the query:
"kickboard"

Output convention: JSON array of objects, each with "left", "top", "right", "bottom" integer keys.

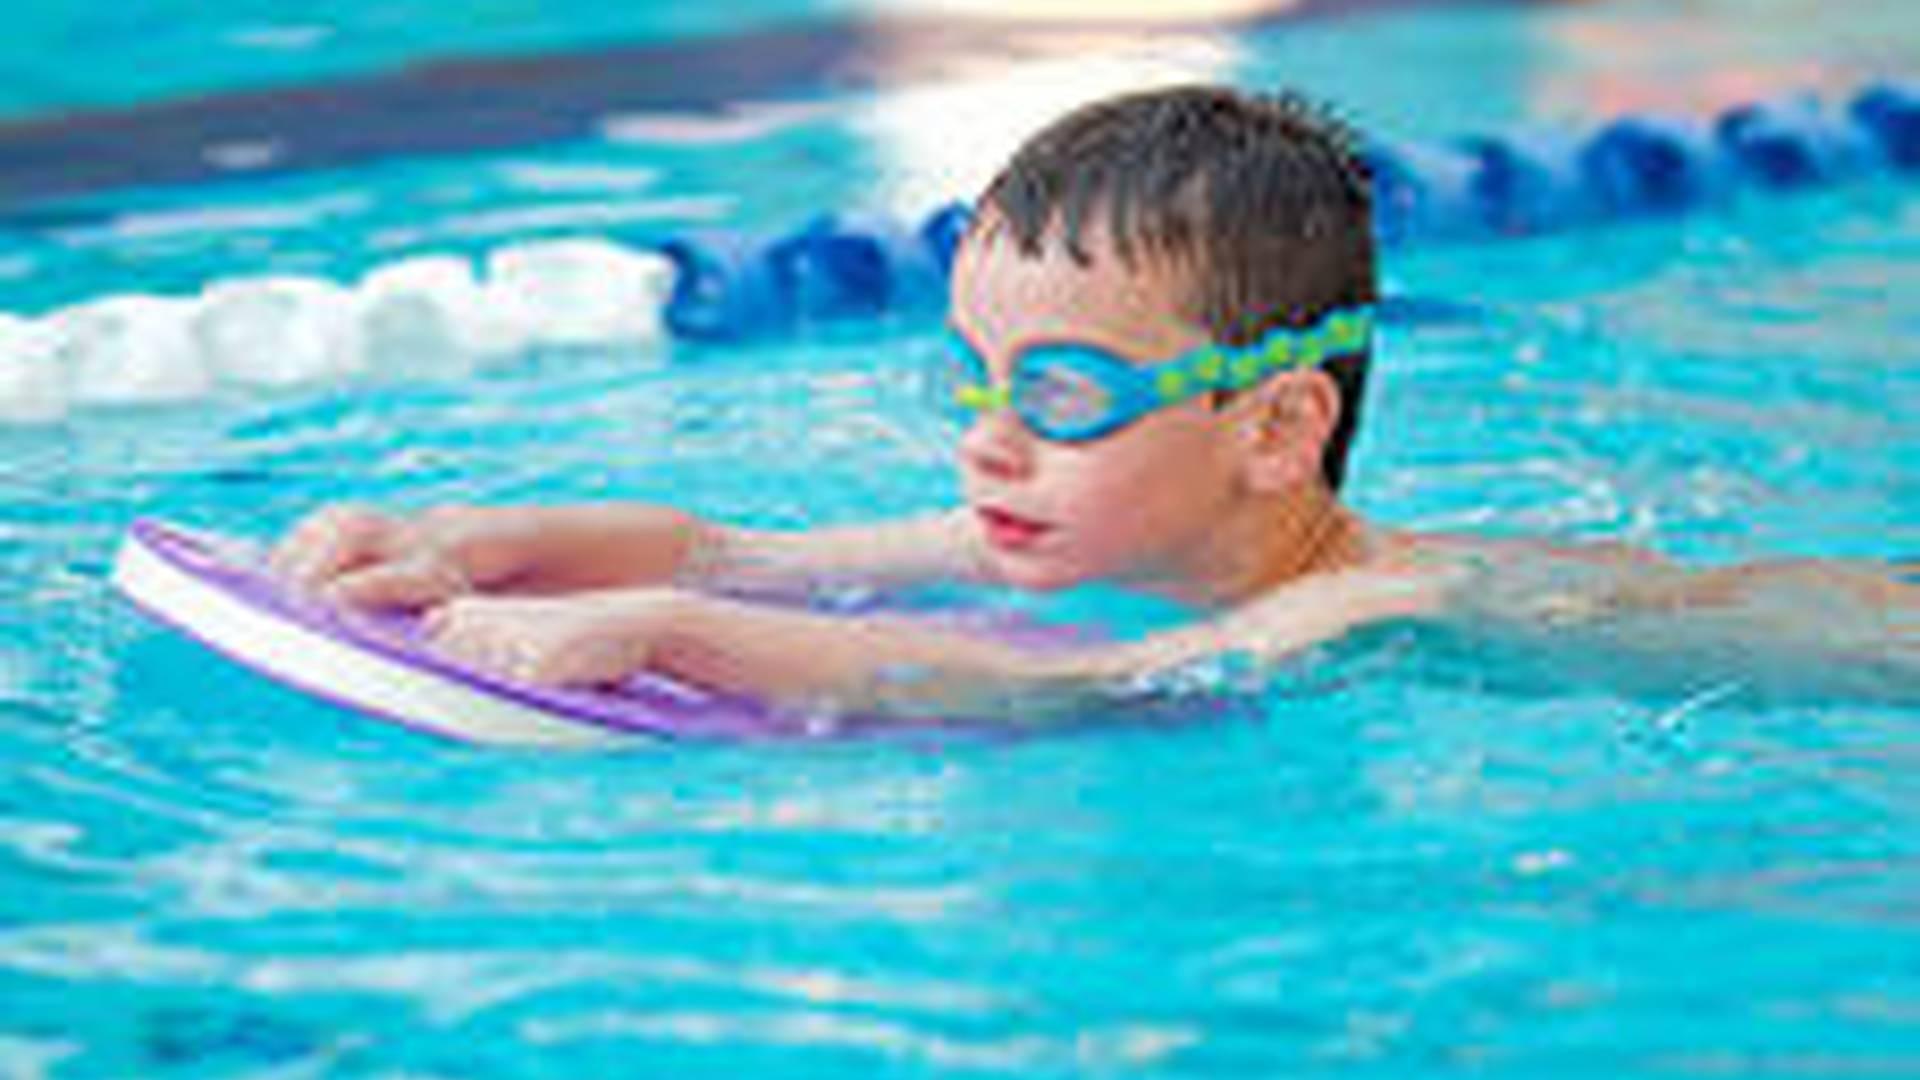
[{"left": 111, "top": 518, "right": 801, "bottom": 747}]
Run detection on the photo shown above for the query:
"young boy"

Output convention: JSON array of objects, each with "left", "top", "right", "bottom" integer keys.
[{"left": 272, "top": 86, "right": 1917, "bottom": 718}]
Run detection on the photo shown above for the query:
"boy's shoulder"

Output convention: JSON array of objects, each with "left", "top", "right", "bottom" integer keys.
[
  {"left": 1235, "top": 526, "right": 1666, "bottom": 633},
  {"left": 1216, "top": 526, "right": 1464, "bottom": 645}
]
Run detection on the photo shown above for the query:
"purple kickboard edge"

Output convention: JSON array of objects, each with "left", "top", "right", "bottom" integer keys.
[{"left": 120, "top": 518, "right": 809, "bottom": 742}]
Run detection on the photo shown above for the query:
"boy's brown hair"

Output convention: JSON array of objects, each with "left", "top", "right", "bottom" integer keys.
[{"left": 972, "top": 84, "right": 1376, "bottom": 491}]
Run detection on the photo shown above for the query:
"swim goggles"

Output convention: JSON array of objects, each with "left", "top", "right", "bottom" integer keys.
[{"left": 940, "top": 305, "right": 1373, "bottom": 443}]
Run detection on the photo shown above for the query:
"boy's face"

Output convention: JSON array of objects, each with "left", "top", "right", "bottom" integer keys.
[{"left": 947, "top": 224, "right": 1259, "bottom": 595}]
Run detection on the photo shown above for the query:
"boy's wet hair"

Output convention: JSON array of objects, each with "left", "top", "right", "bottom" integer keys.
[{"left": 974, "top": 84, "right": 1376, "bottom": 492}]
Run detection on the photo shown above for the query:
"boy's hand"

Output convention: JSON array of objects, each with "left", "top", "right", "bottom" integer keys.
[
  {"left": 270, "top": 504, "right": 518, "bottom": 610},
  {"left": 420, "top": 589, "right": 677, "bottom": 687}
]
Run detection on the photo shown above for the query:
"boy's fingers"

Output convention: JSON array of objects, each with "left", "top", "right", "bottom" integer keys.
[
  {"left": 270, "top": 505, "right": 393, "bottom": 585},
  {"left": 326, "top": 557, "right": 468, "bottom": 611},
  {"left": 420, "top": 608, "right": 544, "bottom": 681}
]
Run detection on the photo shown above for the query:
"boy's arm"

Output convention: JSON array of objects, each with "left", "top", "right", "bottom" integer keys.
[
  {"left": 1445, "top": 540, "right": 1919, "bottom": 699},
  {"left": 642, "top": 553, "right": 1915, "bottom": 716},
  {"left": 694, "top": 509, "right": 990, "bottom": 595},
  {"left": 273, "top": 503, "right": 987, "bottom": 608},
  {"left": 669, "top": 565, "right": 1442, "bottom": 718},
  {"left": 425, "top": 565, "right": 1444, "bottom": 722}
]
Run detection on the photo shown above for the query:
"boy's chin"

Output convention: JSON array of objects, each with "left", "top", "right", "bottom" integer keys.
[{"left": 985, "top": 552, "right": 1088, "bottom": 593}]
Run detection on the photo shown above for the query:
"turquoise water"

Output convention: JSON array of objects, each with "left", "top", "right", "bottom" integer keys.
[
  {"left": 4, "top": 0, "right": 1920, "bottom": 1075},
  {"left": 0, "top": 0, "right": 856, "bottom": 120},
  {"left": 5, "top": 0, "right": 1918, "bottom": 315}
]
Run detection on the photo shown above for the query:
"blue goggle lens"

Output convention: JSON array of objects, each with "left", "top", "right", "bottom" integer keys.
[
  {"left": 1012, "top": 349, "right": 1123, "bottom": 441},
  {"left": 940, "top": 334, "right": 1134, "bottom": 443}
]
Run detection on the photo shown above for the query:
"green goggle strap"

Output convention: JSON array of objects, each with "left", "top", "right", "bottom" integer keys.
[{"left": 1145, "top": 307, "right": 1374, "bottom": 404}]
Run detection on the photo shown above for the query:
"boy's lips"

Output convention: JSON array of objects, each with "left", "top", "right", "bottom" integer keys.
[{"left": 977, "top": 506, "right": 1052, "bottom": 552}]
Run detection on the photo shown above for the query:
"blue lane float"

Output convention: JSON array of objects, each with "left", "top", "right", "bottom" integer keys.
[
  {"left": 1453, "top": 130, "right": 1595, "bottom": 236},
  {"left": 1362, "top": 139, "right": 1481, "bottom": 245},
  {"left": 1850, "top": 81, "right": 1920, "bottom": 169},
  {"left": 1718, "top": 94, "right": 1867, "bottom": 190},
  {"left": 662, "top": 213, "right": 957, "bottom": 341},
  {"left": 644, "top": 81, "right": 1918, "bottom": 342},
  {"left": 11, "top": 82, "right": 1911, "bottom": 422},
  {"left": 1578, "top": 114, "right": 1727, "bottom": 217}
]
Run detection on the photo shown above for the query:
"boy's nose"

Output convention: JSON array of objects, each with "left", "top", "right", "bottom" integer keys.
[{"left": 958, "top": 406, "right": 1036, "bottom": 483}]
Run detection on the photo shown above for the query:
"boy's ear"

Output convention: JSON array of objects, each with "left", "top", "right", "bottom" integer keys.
[{"left": 1236, "top": 369, "right": 1341, "bottom": 494}]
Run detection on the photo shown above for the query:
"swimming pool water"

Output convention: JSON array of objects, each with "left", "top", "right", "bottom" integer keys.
[
  {"left": 0, "top": 0, "right": 857, "bottom": 121},
  {"left": 3, "top": 0, "right": 1918, "bottom": 1075}
]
